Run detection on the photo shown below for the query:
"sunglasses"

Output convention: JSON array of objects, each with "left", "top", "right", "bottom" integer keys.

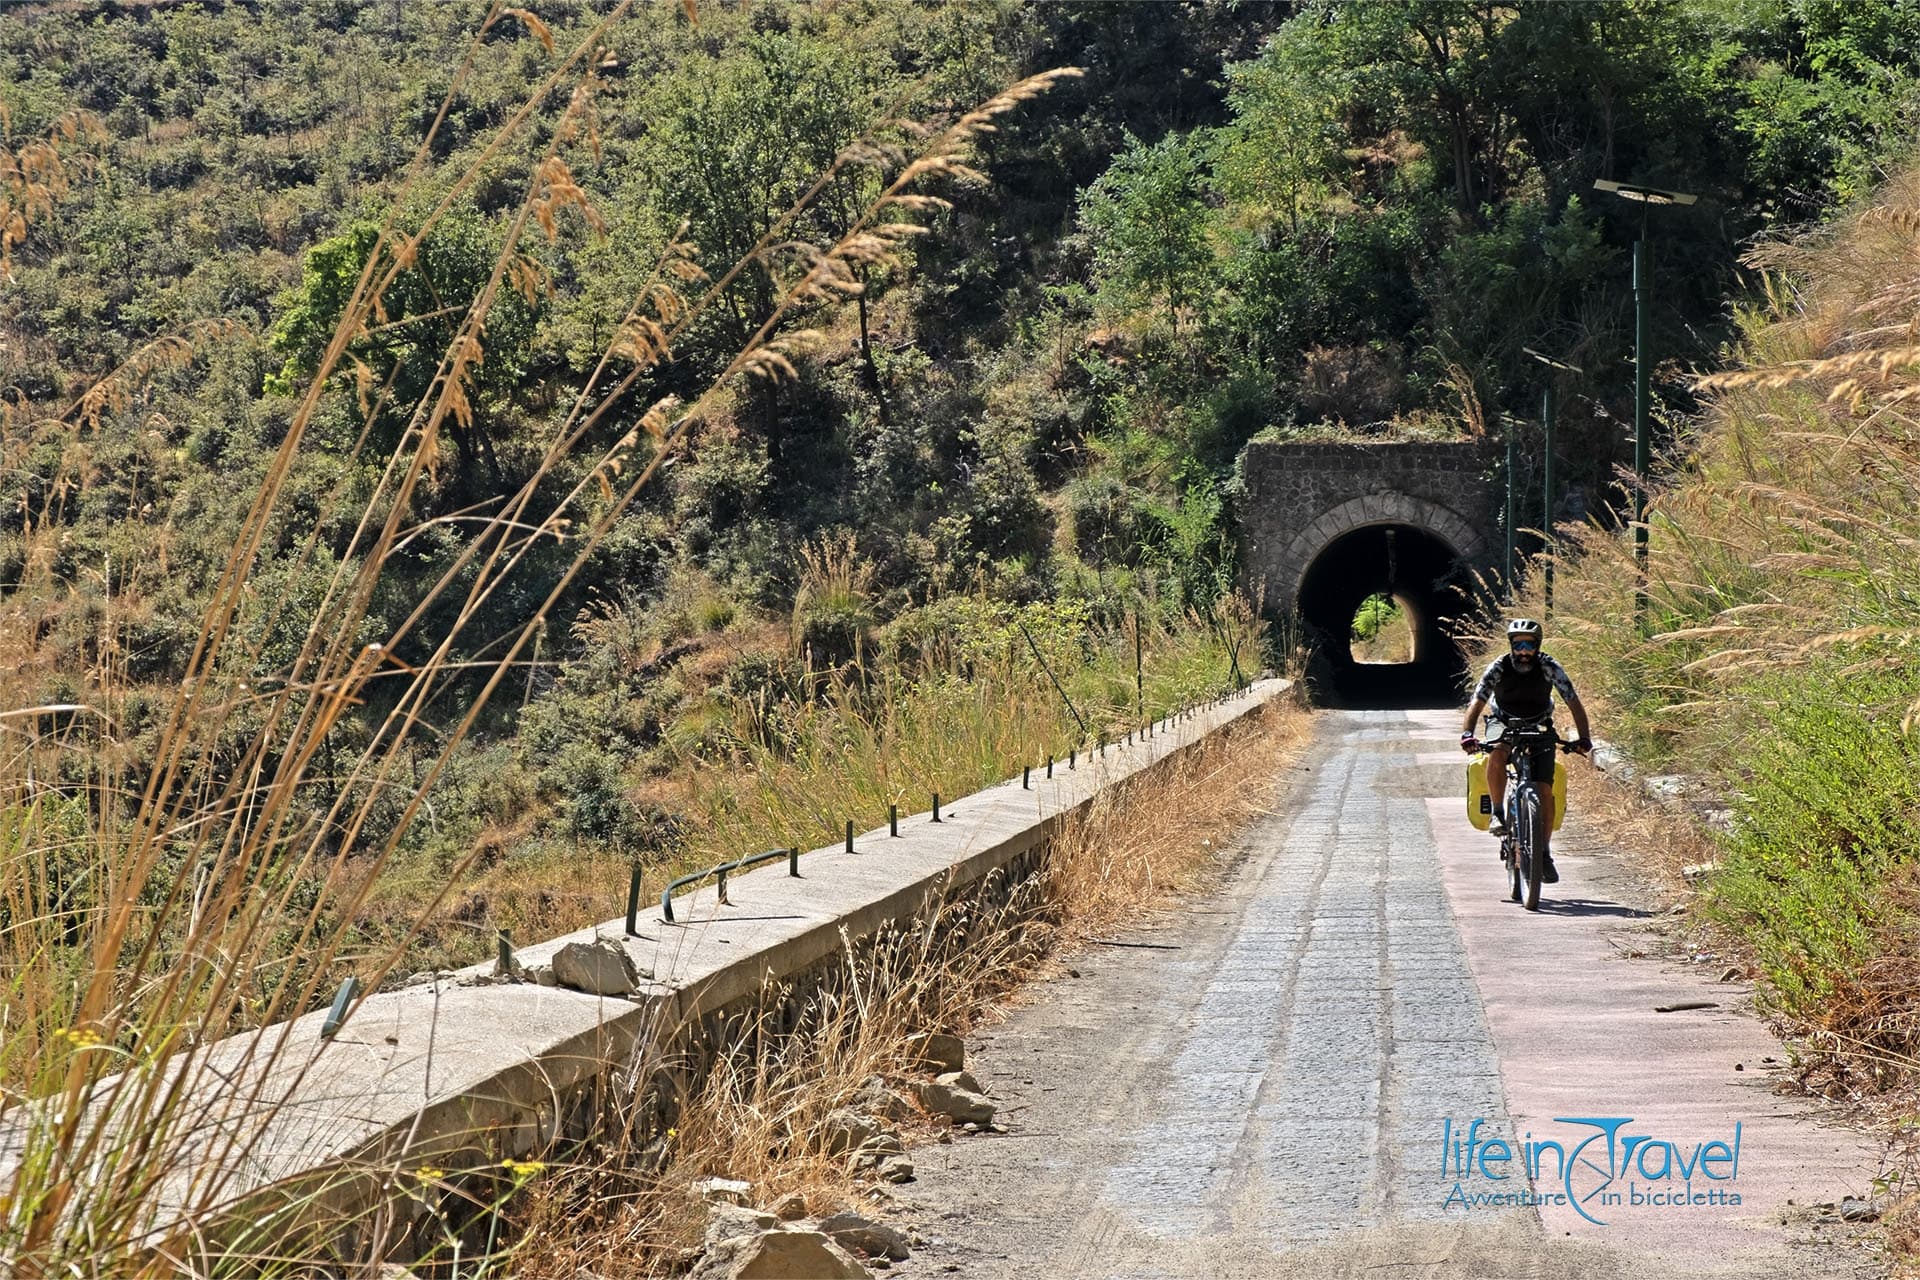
[{"left": 1511, "top": 641, "right": 1539, "bottom": 652}]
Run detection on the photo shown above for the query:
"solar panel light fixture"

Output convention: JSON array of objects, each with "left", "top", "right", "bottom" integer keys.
[
  {"left": 1592, "top": 178, "right": 1697, "bottom": 206},
  {"left": 1522, "top": 346, "right": 1582, "bottom": 375}
]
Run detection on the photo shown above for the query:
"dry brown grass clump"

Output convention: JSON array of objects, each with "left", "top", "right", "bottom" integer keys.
[
  {"left": 1526, "top": 164, "right": 1920, "bottom": 760},
  {"left": 1044, "top": 692, "right": 1309, "bottom": 943},
  {"left": 1558, "top": 759, "right": 1722, "bottom": 897},
  {"left": 0, "top": 106, "right": 102, "bottom": 281}
]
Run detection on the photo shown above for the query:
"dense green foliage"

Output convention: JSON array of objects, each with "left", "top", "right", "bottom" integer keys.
[
  {"left": 4, "top": 0, "right": 1919, "bottom": 969},
  {"left": 1714, "top": 669, "right": 1920, "bottom": 1012},
  {"left": 1078, "top": 1, "right": 1920, "bottom": 527}
]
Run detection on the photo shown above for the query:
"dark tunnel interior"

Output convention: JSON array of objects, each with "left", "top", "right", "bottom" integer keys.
[{"left": 1294, "top": 524, "right": 1474, "bottom": 708}]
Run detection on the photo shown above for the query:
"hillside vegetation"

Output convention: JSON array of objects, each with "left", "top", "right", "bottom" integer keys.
[
  {"left": 4, "top": 0, "right": 1920, "bottom": 1270},
  {"left": 7, "top": 0, "right": 1916, "bottom": 976},
  {"left": 1526, "top": 166, "right": 1920, "bottom": 1087}
]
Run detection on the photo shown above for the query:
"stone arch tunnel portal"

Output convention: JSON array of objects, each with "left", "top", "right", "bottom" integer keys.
[
  {"left": 1236, "top": 441, "right": 1500, "bottom": 709},
  {"left": 1295, "top": 522, "right": 1474, "bottom": 708}
]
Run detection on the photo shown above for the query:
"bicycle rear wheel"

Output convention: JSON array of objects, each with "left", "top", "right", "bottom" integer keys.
[
  {"left": 1518, "top": 786, "right": 1546, "bottom": 912},
  {"left": 1505, "top": 834, "right": 1522, "bottom": 902}
]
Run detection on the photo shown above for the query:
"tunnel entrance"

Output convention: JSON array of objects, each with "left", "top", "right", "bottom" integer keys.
[{"left": 1295, "top": 523, "right": 1472, "bottom": 708}]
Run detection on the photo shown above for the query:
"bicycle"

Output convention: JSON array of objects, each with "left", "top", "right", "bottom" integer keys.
[{"left": 1469, "top": 720, "right": 1584, "bottom": 912}]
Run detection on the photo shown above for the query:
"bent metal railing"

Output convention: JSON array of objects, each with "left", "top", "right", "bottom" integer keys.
[{"left": 655, "top": 846, "right": 796, "bottom": 925}]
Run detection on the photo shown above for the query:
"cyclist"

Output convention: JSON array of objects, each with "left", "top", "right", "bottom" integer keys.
[{"left": 1460, "top": 619, "right": 1593, "bottom": 883}]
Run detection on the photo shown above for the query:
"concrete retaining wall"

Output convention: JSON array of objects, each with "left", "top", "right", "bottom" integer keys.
[{"left": 118, "top": 679, "right": 1292, "bottom": 1250}]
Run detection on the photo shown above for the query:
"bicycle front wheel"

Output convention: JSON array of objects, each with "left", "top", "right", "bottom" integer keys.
[{"left": 1518, "top": 786, "right": 1546, "bottom": 912}]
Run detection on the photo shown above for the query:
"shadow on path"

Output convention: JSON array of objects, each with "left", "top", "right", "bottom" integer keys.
[{"left": 1526, "top": 896, "right": 1654, "bottom": 920}]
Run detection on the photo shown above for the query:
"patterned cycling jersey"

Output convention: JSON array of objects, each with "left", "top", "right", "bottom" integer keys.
[{"left": 1473, "top": 652, "right": 1577, "bottom": 722}]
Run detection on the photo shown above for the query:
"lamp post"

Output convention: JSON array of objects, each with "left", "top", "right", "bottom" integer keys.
[
  {"left": 1523, "top": 346, "right": 1583, "bottom": 616},
  {"left": 1504, "top": 417, "right": 1517, "bottom": 587},
  {"left": 1594, "top": 179, "right": 1696, "bottom": 626}
]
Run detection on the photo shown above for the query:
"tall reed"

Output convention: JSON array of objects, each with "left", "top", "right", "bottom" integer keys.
[{"left": 675, "top": 588, "right": 1261, "bottom": 872}]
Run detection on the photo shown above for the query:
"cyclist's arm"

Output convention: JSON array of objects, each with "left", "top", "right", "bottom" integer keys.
[
  {"left": 1547, "top": 654, "right": 1593, "bottom": 746},
  {"left": 1464, "top": 657, "right": 1504, "bottom": 734},
  {"left": 1566, "top": 693, "right": 1592, "bottom": 744},
  {"left": 1462, "top": 695, "right": 1488, "bottom": 736}
]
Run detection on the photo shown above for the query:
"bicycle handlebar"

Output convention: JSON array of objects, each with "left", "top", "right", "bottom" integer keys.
[{"left": 1463, "top": 731, "right": 1591, "bottom": 755}]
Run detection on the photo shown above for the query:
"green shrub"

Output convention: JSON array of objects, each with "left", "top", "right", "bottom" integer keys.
[
  {"left": 1350, "top": 593, "right": 1401, "bottom": 643},
  {"left": 1709, "top": 668, "right": 1920, "bottom": 1014}
]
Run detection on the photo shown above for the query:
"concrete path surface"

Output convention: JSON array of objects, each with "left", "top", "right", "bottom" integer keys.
[{"left": 888, "top": 709, "right": 1885, "bottom": 1279}]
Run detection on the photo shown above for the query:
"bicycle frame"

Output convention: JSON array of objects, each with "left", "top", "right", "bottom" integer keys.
[{"left": 1482, "top": 719, "right": 1573, "bottom": 912}]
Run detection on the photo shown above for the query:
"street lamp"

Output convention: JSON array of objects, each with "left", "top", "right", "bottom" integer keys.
[
  {"left": 1594, "top": 179, "right": 1697, "bottom": 625},
  {"left": 1504, "top": 413, "right": 1518, "bottom": 588},
  {"left": 1523, "top": 347, "right": 1583, "bottom": 616}
]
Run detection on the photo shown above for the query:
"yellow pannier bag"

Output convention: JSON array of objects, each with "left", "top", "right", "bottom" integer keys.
[
  {"left": 1552, "top": 761, "right": 1567, "bottom": 831},
  {"left": 1466, "top": 753, "right": 1493, "bottom": 830},
  {"left": 1466, "top": 752, "right": 1568, "bottom": 832}
]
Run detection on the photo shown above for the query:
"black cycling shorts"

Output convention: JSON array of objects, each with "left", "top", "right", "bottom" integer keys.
[{"left": 1485, "top": 713, "right": 1557, "bottom": 783}]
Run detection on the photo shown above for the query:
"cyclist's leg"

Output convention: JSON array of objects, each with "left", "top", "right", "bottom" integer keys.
[
  {"left": 1486, "top": 741, "right": 1511, "bottom": 835},
  {"left": 1537, "top": 747, "right": 1561, "bottom": 882}
]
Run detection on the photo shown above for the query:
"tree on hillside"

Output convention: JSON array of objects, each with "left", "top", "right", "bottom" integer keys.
[
  {"left": 1077, "top": 132, "right": 1212, "bottom": 330},
  {"left": 633, "top": 29, "right": 898, "bottom": 468},
  {"left": 637, "top": 32, "right": 891, "bottom": 358},
  {"left": 265, "top": 211, "right": 540, "bottom": 486},
  {"left": 1307, "top": 0, "right": 1518, "bottom": 223},
  {"left": 1211, "top": 23, "right": 1346, "bottom": 240}
]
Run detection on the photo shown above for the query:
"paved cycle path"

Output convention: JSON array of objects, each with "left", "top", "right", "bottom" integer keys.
[{"left": 888, "top": 709, "right": 1882, "bottom": 1279}]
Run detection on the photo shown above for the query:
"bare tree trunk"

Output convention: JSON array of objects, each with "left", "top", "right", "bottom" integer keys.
[
  {"left": 1453, "top": 114, "right": 1476, "bottom": 217},
  {"left": 856, "top": 267, "right": 890, "bottom": 426}
]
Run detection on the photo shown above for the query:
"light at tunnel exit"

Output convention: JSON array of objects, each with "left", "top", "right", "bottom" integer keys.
[{"left": 1350, "top": 593, "right": 1414, "bottom": 664}]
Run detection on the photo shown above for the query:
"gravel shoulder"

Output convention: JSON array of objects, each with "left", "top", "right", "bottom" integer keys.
[{"left": 882, "top": 709, "right": 1887, "bottom": 1280}]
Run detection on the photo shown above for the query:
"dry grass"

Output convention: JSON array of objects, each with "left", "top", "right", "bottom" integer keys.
[
  {"left": 659, "top": 588, "right": 1264, "bottom": 905},
  {"left": 493, "top": 696, "right": 1307, "bottom": 1278},
  {"left": 0, "top": 5, "right": 1089, "bottom": 1270},
  {"left": 1524, "top": 166, "right": 1920, "bottom": 761},
  {"left": 0, "top": 106, "right": 102, "bottom": 282},
  {"left": 1043, "top": 690, "right": 1309, "bottom": 942},
  {"left": 1559, "top": 759, "right": 1722, "bottom": 902}
]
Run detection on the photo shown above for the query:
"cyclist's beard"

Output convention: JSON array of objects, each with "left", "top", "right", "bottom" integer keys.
[{"left": 1511, "top": 649, "right": 1536, "bottom": 671}]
